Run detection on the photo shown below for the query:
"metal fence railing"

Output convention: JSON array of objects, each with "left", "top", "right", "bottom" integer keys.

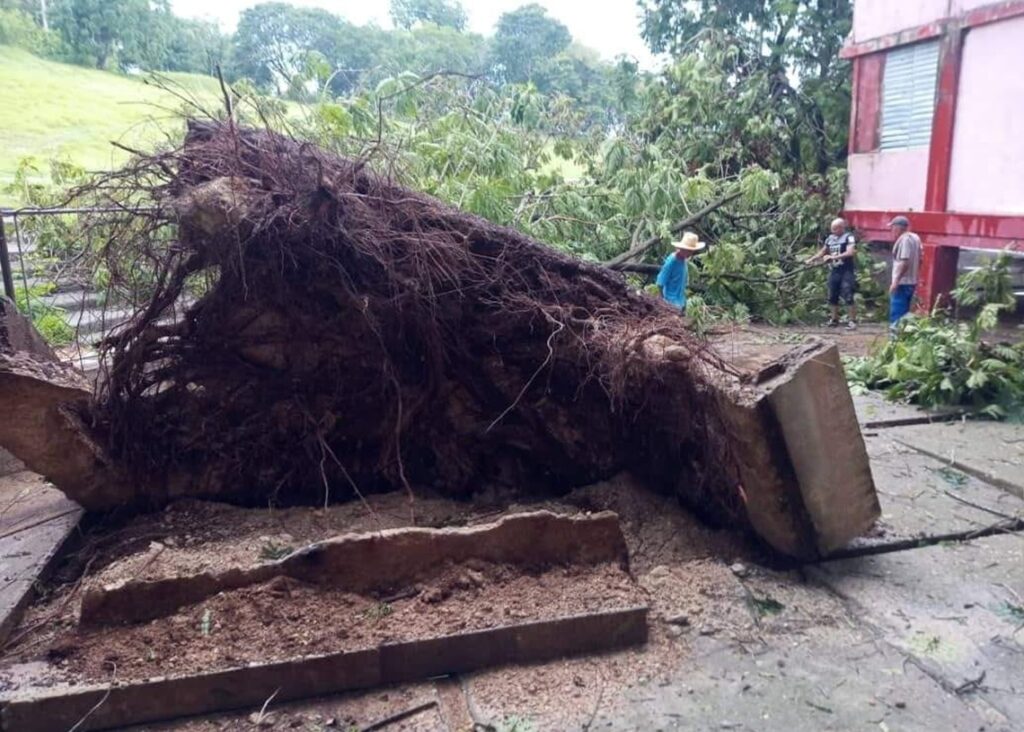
[{"left": 0, "top": 207, "right": 152, "bottom": 373}]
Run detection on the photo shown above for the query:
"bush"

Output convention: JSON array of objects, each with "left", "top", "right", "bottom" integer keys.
[
  {"left": 15, "top": 283, "right": 73, "bottom": 347},
  {"left": 846, "top": 253, "right": 1024, "bottom": 418},
  {"left": 0, "top": 8, "right": 63, "bottom": 56}
]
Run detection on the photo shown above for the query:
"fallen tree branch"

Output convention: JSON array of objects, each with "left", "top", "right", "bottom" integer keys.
[
  {"left": 819, "top": 517, "right": 1024, "bottom": 562},
  {"left": 942, "top": 490, "right": 1021, "bottom": 522},
  {"left": 359, "top": 699, "right": 438, "bottom": 731},
  {"left": 613, "top": 262, "right": 661, "bottom": 276},
  {"left": 606, "top": 191, "right": 742, "bottom": 268}
]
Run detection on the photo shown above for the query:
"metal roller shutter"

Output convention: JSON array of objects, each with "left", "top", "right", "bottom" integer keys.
[{"left": 880, "top": 41, "right": 940, "bottom": 150}]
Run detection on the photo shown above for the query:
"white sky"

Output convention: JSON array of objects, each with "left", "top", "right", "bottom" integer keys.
[{"left": 170, "top": 0, "right": 661, "bottom": 68}]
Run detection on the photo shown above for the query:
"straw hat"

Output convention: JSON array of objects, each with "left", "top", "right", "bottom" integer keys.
[{"left": 671, "top": 231, "right": 707, "bottom": 253}]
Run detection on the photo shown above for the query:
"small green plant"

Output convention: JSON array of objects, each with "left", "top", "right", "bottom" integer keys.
[
  {"left": 362, "top": 602, "right": 393, "bottom": 623},
  {"left": 992, "top": 601, "right": 1024, "bottom": 625},
  {"left": 496, "top": 716, "right": 537, "bottom": 732},
  {"left": 750, "top": 595, "right": 785, "bottom": 617},
  {"left": 259, "top": 541, "right": 293, "bottom": 561},
  {"left": 933, "top": 466, "right": 968, "bottom": 489},
  {"left": 14, "top": 283, "right": 73, "bottom": 346},
  {"left": 200, "top": 608, "right": 213, "bottom": 636}
]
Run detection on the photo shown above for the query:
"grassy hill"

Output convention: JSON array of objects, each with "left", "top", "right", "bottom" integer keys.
[{"left": 0, "top": 46, "right": 223, "bottom": 193}]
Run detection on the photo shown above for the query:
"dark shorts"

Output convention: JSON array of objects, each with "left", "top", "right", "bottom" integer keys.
[{"left": 827, "top": 267, "right": 856, "bottom": 306}]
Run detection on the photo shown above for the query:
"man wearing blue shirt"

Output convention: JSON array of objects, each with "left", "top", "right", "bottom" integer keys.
[{"left": 657, "top": 231, "right": 707, "bottom": 312}]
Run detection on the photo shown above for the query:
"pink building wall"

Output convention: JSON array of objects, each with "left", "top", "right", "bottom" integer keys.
[
  {"left": 852, "top": 0, "right": 947, "bottom": 42},
  {"left": 846, "top": 149, "right": 929, "bottom": 212},
  {"left": 947, "top": 14, "right": 1024, "bottom": 215},
  {"left": 852, "top": 0, "right": 1005, "bottom": 42}
]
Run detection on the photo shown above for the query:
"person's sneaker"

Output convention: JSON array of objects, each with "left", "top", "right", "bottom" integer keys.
[
  {"left": 846, "top": 321, "right": 858, "bottom": 331},
  {"left": 827, "top": 319, "right": 839, "bottom": 328}
]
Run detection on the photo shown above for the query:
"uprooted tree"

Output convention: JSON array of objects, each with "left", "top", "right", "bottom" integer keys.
[{"left": 0, "top": 120, "right": 878, "bottom": 559}]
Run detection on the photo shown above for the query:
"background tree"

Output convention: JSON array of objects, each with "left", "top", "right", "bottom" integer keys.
[
  {"left": 232, "top": 2, "right": 367, "bottom": 95},
  {"left": 50, "top": 0, "right": 151, "bottom": 69},
  {"left": 640, "top": 0, "right": 853, "bottom": 174},
  {"left": 491, "top": 4, "right": 571, "bottom": 83},
  {"left": 376, "top": 24, "right": 487, "bottom": 81},
  {"left": 161, "top": 16, "right": 228, "bottom": 75},
  {"left": 389, "top": 0, "right": 467, "bottom": 31}
]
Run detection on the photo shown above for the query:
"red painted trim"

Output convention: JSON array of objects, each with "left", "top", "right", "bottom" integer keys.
[
  {"left": 847, "top": 56, "right": 860, "bottom": 155},
  {"left": 841, "top": 0, "right": 1024, "bottom": 58},
  {"left": 962, "top": 0, "right": 1024, "bottom": 30},
  {"left": 844, "top": 210, "right": 1024, "bottom": 250},
  {"left": 841, "top": 21, "right": 944, "bottom": 58},
  {"left": 924, "top": 29, "right": 963, "bottom": 212},
  {"left": 851, "top": 54, "right": 884, "bottom": 154},
  {"left": 917, "top": 243, "right": 960, "bottom": 311}
]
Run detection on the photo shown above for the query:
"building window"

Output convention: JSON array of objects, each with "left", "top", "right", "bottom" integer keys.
[{"left": 880, "top": 41, "right": 940, "bottom": 150}]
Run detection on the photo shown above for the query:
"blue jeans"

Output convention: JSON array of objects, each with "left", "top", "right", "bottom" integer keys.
[{"left": 889, "top": 284, "right": 916, "bottom": 327}]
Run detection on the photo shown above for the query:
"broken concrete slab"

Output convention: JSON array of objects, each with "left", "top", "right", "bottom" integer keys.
[
  {"left": 0, "top": 472, "right": 82, "bottom": 646},
  {"left": 712, "top": 340, "right": 880, "bottom": 558},
  {"left": 0, "top": 606, "right": 648, "bottom": 732},
  {"left": 80, "top": 510, "right": 629, "bottom": 626},
  {"left": 892, "top": 421, "right": 1024, "bottom": 499},
  {"left": 0, "top": 353, "right": 130, "bottom": 512}
]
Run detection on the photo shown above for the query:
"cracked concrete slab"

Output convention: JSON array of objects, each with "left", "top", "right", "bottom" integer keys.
[
  {"left": 889, "top": 421, "right": 1024, "bottom": 499},
  {"left": 863, "top": 434, "right": 1024, "bottom": 537},
  {"left": 853, "top": 392, "right": 963, "bottom": 428},
  {"left": 610, "top": 634, "right": 998, "bottom": 732},
  {"left": 810, "top": 535, "right": 1024, "bottom": 729}
]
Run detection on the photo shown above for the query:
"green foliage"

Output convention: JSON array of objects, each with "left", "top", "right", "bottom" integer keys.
[
  {"left": 846, "top": 256, "right": 1024, "bottom": 416},
  {"left": 362, "top": 602, "right": 393, "bottom": 623},
  {"left": 496, "top": 717, "right": 537, "bottom": 732},
  {"left": 641, "top": 1, "right": 852, "bottom": 175},
  {"left": 390, "top": 0, "right": 467, "bottom": 31},
  {"left": 14, "top": 283, "right": 73, "bottom": 346},
  {"left": 0, "top": 7, "right": 62, "bottom": 55},
  {"left": 232, "top": 2, "right": 352, "bottom": 94},
  {"left": 50, "top": 0, "right": 151, "bottom": 69},
  {"left": 992, "top": 601, "right": 1024, "bottom": 625},
  {"left": 751, "top": 595, "right": 785, "bottom": 617},
  {"left": 258, "top": 541, "right": 293, "bottom": 561},
  {"left": 491, "top": 4, "right": 572, "bottom": 83}
]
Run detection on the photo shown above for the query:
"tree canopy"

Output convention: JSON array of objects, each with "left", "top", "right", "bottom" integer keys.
[
  {"left": 491, "top": 4, "right": 572, "bottom": 83},
  {"left": 389, "top": 0, "right": 468, "bottom": 31},
  {"left": 640, "top": 0, "right": 853, "bottom": 174}
]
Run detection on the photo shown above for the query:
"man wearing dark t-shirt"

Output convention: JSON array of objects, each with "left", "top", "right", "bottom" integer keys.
[{"left": 809, "top": 217, "right": 858, "bottom": 330}]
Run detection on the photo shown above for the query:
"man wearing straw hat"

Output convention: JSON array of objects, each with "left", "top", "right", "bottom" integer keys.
[{"left": 656, "top": 231, "right": 707, "bottom": 313}]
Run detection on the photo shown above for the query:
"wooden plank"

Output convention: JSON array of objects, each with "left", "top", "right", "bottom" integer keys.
[{"left": 0, "top": 606, "right": 648, "bottom": 732}]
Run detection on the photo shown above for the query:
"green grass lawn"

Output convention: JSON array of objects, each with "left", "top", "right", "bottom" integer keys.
[{"left": 0, "top": 45, "right": 223, "bottom": 195}]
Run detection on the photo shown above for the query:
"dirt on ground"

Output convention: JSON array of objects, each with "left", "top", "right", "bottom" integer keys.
[
  {"left": 0, "top": 473, "right": 856, "bottom": 730},
  {"left": 11, "top": 560, "right": 641, "bottom": 684}
]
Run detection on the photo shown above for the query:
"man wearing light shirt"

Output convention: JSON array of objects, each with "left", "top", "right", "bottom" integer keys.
[{"left": 888, "top": 215, "right": 922, "bottom": 332}]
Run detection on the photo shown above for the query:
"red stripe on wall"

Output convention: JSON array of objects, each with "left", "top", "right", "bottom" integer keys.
[
  {"left": 852, "top": 54, "right": 885, "bottom": 154},
  {"left": 924, "top": 29, "right": 964, "bottom": 212}
]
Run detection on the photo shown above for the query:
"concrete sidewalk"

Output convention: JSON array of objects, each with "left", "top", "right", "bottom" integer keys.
[{"left": 605, "top": 410, "right": 1024, "bottom": 732}]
